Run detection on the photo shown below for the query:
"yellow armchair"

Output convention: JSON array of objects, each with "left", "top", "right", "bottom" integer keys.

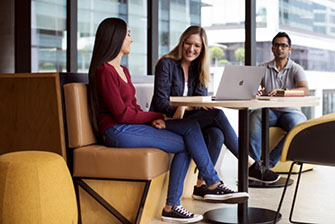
[
  {"left": 270, "top": 127, "right": 315, "bottom": 173},
  {"left": 274, "top": 113, "right": 335, "bottom": 223}
]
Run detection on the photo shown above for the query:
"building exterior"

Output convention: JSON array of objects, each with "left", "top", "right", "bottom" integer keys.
[
  {"left": 202, "top": 0, "right": 335, "bottom": 117},
  {"left": 1, "top": 0, "right": 334, "bottom": 117}
]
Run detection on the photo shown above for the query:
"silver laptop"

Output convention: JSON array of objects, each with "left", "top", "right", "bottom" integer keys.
[{"left": 214, "top": 65, "right": 265, "bottom": 100}]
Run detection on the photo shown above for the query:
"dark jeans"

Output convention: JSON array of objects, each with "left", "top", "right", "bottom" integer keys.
[
  {"left": 104, "top": 119, "right": 220, "bottom": 206},
  {"left": 184, "top": 109, "right": 239, "bottom": 181}
]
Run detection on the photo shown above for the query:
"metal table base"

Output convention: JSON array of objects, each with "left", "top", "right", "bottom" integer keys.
[{"left": 204, "top": 207, "right": 282, "bottom": 224}]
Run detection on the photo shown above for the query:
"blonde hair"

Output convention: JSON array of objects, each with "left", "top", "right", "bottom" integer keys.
[{"left": 160, "top": 26, "right": 210, "bottom": 87}]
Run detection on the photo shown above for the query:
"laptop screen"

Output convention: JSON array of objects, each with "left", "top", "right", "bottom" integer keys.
[{"left": 214, "top": 65, "right": 265, "bottom": 100}]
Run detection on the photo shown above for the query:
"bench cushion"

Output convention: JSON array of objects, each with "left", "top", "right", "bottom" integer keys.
[
  {"left": 64, "top": 82, "right": 169, "bottom": 180},
  {"left": 73, "top": 145, "right": 169, "bottom": 180}
]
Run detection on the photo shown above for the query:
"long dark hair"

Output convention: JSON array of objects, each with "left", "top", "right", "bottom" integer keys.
[{"left": 88, "top": 17, "right": 127, "bottom": 141}]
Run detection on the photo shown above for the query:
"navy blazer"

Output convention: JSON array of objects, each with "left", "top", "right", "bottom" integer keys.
[{"left": 150, "top": 58, "right": 208, "bottom": 117}]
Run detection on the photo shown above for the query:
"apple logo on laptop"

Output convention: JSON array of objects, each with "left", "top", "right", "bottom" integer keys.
[{"left": 239, "top": 80, "right": 244, "bottom": 86}]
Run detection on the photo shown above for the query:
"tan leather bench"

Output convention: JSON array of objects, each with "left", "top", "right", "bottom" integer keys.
[{"left": 63, "top": 83, "right": 170, "bottom": 224}]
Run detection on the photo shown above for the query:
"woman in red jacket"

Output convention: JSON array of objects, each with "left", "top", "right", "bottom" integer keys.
[{"left": 88, "top": 17, "right": 248, "bottom": 223}]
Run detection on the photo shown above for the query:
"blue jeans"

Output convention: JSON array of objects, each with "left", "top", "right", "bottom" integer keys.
[
  {"left": 249, "top": 109, "right": 306, "bottom": 168},
  {"left": 185, "top": 109, "right": 239, "bottom": 167},
  {"left": 104, "top": 119, "right": 220, "bottom": 206}
]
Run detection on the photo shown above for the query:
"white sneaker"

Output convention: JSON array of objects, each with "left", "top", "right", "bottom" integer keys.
[
  {"left": 204, "top": 181, "right": 249, "bottom": 203},
  {"left": 161, "top": 205, "right": 203, "bottom": 223}
]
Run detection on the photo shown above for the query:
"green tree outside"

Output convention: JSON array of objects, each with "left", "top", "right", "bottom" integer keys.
[
  {"left": 210, "top": 46, "right": 225, "bottom": 66},
  {"left": 219, "top": 59, "right": 231, "bottom": 65},
  {"left": 234, "top": 47, "right": 245, "bottom": 65}
]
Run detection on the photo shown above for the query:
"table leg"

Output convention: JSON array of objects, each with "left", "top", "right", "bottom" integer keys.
[
  {"left": 262, "top": 108, "right": 270, "bottom": 168},
  {"left": 238, "top": 109, "right": 249, "bottom": 223},
  {"left": 204, "top": 109, "right": 282, "bottom": 223}
]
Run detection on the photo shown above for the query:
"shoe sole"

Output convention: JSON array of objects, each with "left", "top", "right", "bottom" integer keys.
[
  {"left": 248, "top": 175, "right": 281, "bottom": 184},
  {"left": 192, "top": 195, "right": 205, "bottom": 201},
  {"left": 204, "top": 192, "right": 249, "bottom": 204},
  {"left": 161, "top": 215, "right": 203, "bottom": 223}
]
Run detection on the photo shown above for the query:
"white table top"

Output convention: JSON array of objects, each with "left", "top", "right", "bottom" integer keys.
[{"left": 169, "top": 96, "right": 320, "bottom": 109}]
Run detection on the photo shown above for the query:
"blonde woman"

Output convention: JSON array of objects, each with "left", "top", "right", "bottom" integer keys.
[{"left": 151, "top": 26, "right": 280, "bottom": 200}]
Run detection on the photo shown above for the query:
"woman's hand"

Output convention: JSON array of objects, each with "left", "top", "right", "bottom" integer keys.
[
  {"left": 201, "top": 106, "right": 214, "bottom": 110},
  {"left": 162, "top": 114, "right": 169, "bottom": 120},
  {"left": 151, "top": 119, "right": 166, "bottom": 129},
  {"left": 172, "top": 106, "right": 186, "bottom": 119}
]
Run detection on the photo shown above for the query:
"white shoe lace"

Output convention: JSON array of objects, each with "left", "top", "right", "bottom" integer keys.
[
  {"left": 218, "top": 183, "right": 236, "bottom": 193},
  {"left": 174, "top": 205, "right": 193, "bottom": 217}
]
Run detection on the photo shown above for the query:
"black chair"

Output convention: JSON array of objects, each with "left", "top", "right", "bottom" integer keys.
[{"left": 274, "top": 113, "right": 335, "bottom": 223}]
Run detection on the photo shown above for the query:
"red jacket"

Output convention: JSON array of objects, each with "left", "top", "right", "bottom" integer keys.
[{"left": 96, "top": 62, "right": 164, "bottom": 134}]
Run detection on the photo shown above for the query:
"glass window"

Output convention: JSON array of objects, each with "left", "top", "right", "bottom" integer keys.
[
  {"left": 158, "top": 0, "right": 201, "bottom": 57},
  {"left": 330, "top": 15, "right": 335, "bottom": 24},
  {"left": 78, "top": 0, "right": 147, "bottom": 76},
  {"left": 31, "top": 0, "right": 67, "bottom": 72},
  {"left": 302, "top": 90, "right": 315, "bottom": 119},
  {"left": 257, "top": 0, "right": 335, "bottom": 118},
  {"left": 128, "top": 0, "right": 147, "bottom": 76},
  {"left": 158, "top": 0, "right": 170, "bottom": 56},
  {"left": 323, "top": 89, "right": 335, "bottom": 114},
  {"left": 201, "top": 0, "right": 245, "bottom": 94},
  {"left": 315, "top": 13, "right": 326, "bottom": 22}
]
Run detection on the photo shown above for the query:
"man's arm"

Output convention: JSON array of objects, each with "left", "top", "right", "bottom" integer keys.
[
  {"left": 267, "top": 81, "right": 309, "bottom": 96},
  {"left": 295, "top": 81, "right": 309, "bottom": 96},
  {"left": 292, "top": 63, "right": 309, "bottom": 96}
]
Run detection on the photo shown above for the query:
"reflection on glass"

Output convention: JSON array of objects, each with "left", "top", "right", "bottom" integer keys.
[
  {"left": 78, "top": 0, "right": 147, "bottom": 75},
  {"left": 256, "top": 0, "right": 335, "bottom": 116},
  {"left": 323, "top": 90, "right": 335, "bottom": 115},
  {"left": 201, "top": 0, "right": 246, "bottom": 93},
  {"left": 302, "top": 90, "right": 315, "bottom": 119},
  {"left": 158, "top": 0, "right": 201, "bottom": 57},
  {"left": 128, "top": 0, "right": 147, "bottom": 76},
  {"left": 31, "top": 0, "right": 66, "bottom": 72}
]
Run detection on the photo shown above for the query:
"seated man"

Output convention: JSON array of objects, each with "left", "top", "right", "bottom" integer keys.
[{"left": 249, "top": 32, "right": 309, "bottom": 171}]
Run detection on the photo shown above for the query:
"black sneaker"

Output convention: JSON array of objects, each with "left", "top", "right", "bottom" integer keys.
[
  {"left": 248, "top": 162, "right": 280, "bottom": 184},
  {"left": 192, "top": 184, "right": 207, "bottom": 200},
  {"left": 204, "top": 181, "right": 249, "bottom": 204},
  {"left": 161, "top": 205, "right": 203, "bottom": 223}
]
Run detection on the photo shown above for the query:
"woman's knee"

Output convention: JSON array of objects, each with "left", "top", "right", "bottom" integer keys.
[
  {"left": 166, "top": 119, "right": 202, "bottom": 137},
  {"left": 203, "top": 127, "right": 224, "bottom": 143},
  {"left": 181, "top": 119, "right": 201, "bottom": 130},
  {"left": 211, "top": 108, "right": 227, "bottom": 120}
]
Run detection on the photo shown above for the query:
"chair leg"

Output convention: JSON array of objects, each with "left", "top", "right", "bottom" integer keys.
[
  {"left": 135, "top": 180, "right": 152, "bottom": 224},
  {"left": 289, "top": 162, "right": 317, "bottom": 224},
  {"left": 279, "top": 163, "right": 316, "bottom": 224},
  {"left": 73, "top": 180, "right": 82, "bottom": 224},
  {"left": 74, "top": 178, "right": 131, "bottom": 224},
  {"left": 273, "top": 161, "right": 296, "bottom": 224},
  {"left": 74, "top": 178, "right": 152, "bottom": 224},
  {"left": 289, "top": 162, "right": 303, "bottom": 223}
]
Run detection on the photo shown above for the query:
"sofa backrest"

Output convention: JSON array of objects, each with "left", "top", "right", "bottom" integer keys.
[
  {"left": 63, "top": 78, "right": 155, "bottom": 149},
  {"left": 64, "top": 83, "right": 96, "bottom": 148},
  {"left": 134, "top": 83, "right": 154, "bottom": 112},
  {"left": 0, "top": 73, "right": 66, "bottom": 158}
]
